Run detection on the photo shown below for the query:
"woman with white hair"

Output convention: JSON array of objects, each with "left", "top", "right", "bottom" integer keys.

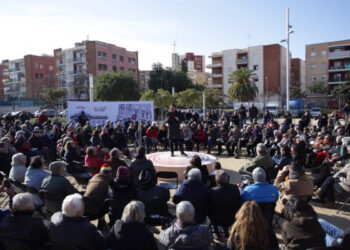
[
  {"left": 49, "top": 193, "right": 105, "bottom": 249},
  {"left": 159, "top": 201, "right": 212, "bottom": 249},
  {"left": 9, "top": 153, "right": 27, "bottom": 183},
  {"left": 107, "top": 201, "right": 157, "bottom": 250}
]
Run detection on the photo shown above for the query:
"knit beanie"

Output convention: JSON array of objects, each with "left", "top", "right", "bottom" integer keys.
[{"left": 116, "top": 166, "right": 130, "bottom": 179}]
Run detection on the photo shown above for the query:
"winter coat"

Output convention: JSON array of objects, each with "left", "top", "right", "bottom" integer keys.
[
  {"left": 173, "top": 180, "right": 209, "bottom": 224},
  {"left": 282, "top": 214, "right": 326, "bottom": 249},
  {"left": 49, "top": 212, "right": 105, "bottom": 250},
  {"left": 167, "top": 111, "right": 182, "bottom": 139},
  {"left": 159, "top": 222, "right": 212, "bottom": 250},
  {"left": 107, "top": 220, "right": 157, "bottom": 250},
  {"left": 0, "top": 212, "right": 49, "bottom": 250}
]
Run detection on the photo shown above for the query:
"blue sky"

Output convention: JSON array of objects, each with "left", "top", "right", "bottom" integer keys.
[{"left": 0, "top": 0, "right": 349, "bottom": 70}]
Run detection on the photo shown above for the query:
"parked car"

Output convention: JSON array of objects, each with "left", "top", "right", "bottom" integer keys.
[
  {"left": 2, "top": 111, "right": 34, "bottom": 120},
  {"left": 58, "top": 109, "right": 68, "bottom": 118},
  {"left": 310, "top": 107, "right": 322, "bottom": 117},
  {"left": 34, "top": 109, "right": 56, "bottom": 118}
]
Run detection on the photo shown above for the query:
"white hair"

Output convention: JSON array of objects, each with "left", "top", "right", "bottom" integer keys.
[
  {"left": 121, "top": 201, "right": 145, "bottom": 223},
  {"left": 176, "top": 201, "right": 195, "bottom": 223},
  {"left": 215, "top": 169, "right": 229, "bottom": 185},
  {"left": 13, "top": 193, "right": 35, "bottom": 212},
  {"left": 188, "top": 168, "right": 201, "bottom": 181},
  {"left": 11, "top": 153, "right": 26, "bottom": 166},
  {"left": 62, "top": 193, "right": 84, "bottom": 217},
  {"left": 256, "top": 143, "right": 266, "bottom": 155}
]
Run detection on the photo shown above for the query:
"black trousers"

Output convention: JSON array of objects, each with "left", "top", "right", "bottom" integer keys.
[{"left": 169, "top": 138, "right": 185, "bottom": 154}]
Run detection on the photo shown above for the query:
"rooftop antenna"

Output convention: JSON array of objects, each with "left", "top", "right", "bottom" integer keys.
[
  {"left": 247, "top": 34, "right": 251, "bottom": 47},
  {"left": 173, "top": 41, "right": 177, "bottom": 53}
]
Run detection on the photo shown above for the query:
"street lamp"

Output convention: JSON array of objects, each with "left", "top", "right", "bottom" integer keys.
[{"left": 280, "top": 8, "right": 294, "bottom": 111}]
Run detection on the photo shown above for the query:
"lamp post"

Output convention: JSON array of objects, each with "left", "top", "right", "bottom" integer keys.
[{"left": 280, "top": 8, "right": 294, "bottom": 111}]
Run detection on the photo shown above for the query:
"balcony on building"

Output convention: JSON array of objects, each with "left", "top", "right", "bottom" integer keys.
[
  {"left": 212, "top": 74, "right": 223, "bottom": 78},
  {"left": 328, "top": 76, "right": 350, "bottom": 85},
  {"left": 237, "top": 52, "right": 248, "bottom": 65},
  {"left": 207, "top": 63, "right": 223, "bottom": 68},
  {"left": 328, "top": 60, "right": 350, "bottom": 72},
  {"left": 209, "top": 52, "right": 223, "bottom": 58},
  {"left": 73, "top": 56, "right": 86, "bottom": 63},
  {"left": 329, "top": 44, "right": 350, "bottom": 60}
]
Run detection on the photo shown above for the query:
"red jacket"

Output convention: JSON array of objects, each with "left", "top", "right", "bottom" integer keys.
[
  {"left": 193, "top": 129, "right": 206, "bottom": 141},
  {"left": 146, "top": 128, "right": 158, "bottom": 139},
  {"left": 84, "top": 153, "right": 109, "bottom": 175}
]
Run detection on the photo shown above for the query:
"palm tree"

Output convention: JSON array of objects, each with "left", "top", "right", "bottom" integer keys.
[{"left": 228, "top": 67, "right": 258, "bottom": 102}]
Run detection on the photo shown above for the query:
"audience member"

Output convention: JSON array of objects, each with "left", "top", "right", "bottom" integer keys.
[
  {"left": 130, "top": 146, "right": 156, "bottom": 186},
  {"left": 8, "top": 153, "right": 27, "bottom": 183},
  {"left": 24, "top": 156, "right": 49, "bottom": 190}
]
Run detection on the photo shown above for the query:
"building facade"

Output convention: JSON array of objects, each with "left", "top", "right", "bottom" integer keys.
[
  {"left": 305, "top": 39, "right": 350, "bottom": 94},
  {"left": 291, "top": 58, "right": 306, "bottom": 91},
  {"left": 207, "top": 44, "right": 288, "bottom": 103},
  {"left": 138, "top": 70, "right": 151, "bottom": 92},
  {"left": 172, "top": 52, "right": 205, "bottom": 72},
  {"left": 54, "top": 40, "right": 139, "bottom": 100},
  {"left": 0, "top": 55, "right": 55, "bottom": 99}
]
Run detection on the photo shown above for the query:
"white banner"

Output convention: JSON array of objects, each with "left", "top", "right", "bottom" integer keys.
[{"left": 67, "top": 101, "right": 154, "bottom": 127}]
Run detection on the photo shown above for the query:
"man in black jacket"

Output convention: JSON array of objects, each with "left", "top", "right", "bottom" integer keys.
[
  {"left": 0, "top": 193, "right": 49, "bottom": 250},
  {"left": 208, "top": 170, "right": 241, "bottom": 237},
  {"left": 166, "top": 104, "right": 187, "bottom": 157},
  {"left": 248, "top": 103, "right": 259, "bottom": 124},
  {"left": 49, "top": 193, "right": 105, "bottom": 250}
]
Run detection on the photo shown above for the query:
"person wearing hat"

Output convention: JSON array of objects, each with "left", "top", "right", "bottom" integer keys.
[
  {"left": 130, "top": 146, "right": 156, "bottom": 186},
  {"left": 274, "top": 163, "right": 314, "bottom": 214},
  {"left": 137, "top": 170, "right": 170, "bottom": 220},
  {"left": 84, "top": 163, "right": 113, "bottom": 216},
  {"left": 241, "top": 167, "right": 279, "bottom": 203},
  {"left": 28, "top": 127, "right": 45, "bottom": 151},
  {"left": 109, "top": 166, "right": 137, "bottom": 224}
]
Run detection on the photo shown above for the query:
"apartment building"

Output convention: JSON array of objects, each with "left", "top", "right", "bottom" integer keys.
[
  {"left": 138, "top": 70, "right": 151, "bottom": 92},
  {"left": 291, "top": 58, "right": 306, "bottom": 91},
  {"left": 207, "top": 44, "right": 288, "bottom": 103},
  {"left": 0, "top": 55, "right": 55, "bottom": 99},
  {"left": 54, "top": 40, "right": 139, "bottom": 100},
  {"left": 172, "top": 52, "right": 205, "bottom": 72},
  {"left": 305, "top": 39, "right": 350, "bottom": 93},
  {"left": 0, "top": 63, "right": 7, "bottom": 98}
]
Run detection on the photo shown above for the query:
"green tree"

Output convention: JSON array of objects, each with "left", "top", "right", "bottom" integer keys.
[
  {"left": 175, "top": 89, "right": 202, "bottom": 108},
  {"left": 307, "top": 81, "right": 329, "bottom": 95},
  {"left": 204, "top": 88, "right": 225, "bottom": 107},
  {"left": 148, "top": 63, "right": 194, "bottom": 92},
  {"left": 41, "top": 88, "right": 66, "bottom": 108},
  {"left": 332, "top": 81, "right": 350, "bottom": 103},
  {"left": 94, "top": 71, "right": 140, "bottom": 101},
  {"left": 140, "top": 88, "right": 174, "bottom": 109},
  {"left": 228, "top": 68, "right": 258, "bottom": 102},
  {"left": 290, "top": 86, "right": 306, "bottom": 98},
  {"left": 181, "top": 59, "right": 188, "bottom": 73}
]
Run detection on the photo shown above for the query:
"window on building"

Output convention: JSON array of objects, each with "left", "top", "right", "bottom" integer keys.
[
  {"left": 39, "top": 64, "right": 43, "bottom": 70},
  {"left": 35, "top": 73, "right": 39, "bottom": 79},
  {"left": 128, "top": 58, "right": 136, "bottom": 64},
  {"left": 253, "top": 54, "right": 259, "bottom": 62},
  {"left": 112, "top": 54, "right": 117, "bottom": 62},
  {"left": 98, "top": 64, "right": 107, "bottom": 71},
  {"left": 129, "top": 69, "right": 136, "bottom": 73},
  {"left": 112, "top": 66, "right": 117, "bottom": 72},
  {"left": 98, "top": 51, "right": 107, "bottom": 59},
  {"left": 311, "top": 75, "right": 317, "bottom": 82},
  {"left": 322, "top": 50, "right": 327, "bottom": 56},
  {"left": 120, "top": 56, "right": 124, "bottom": 62},
  {"left": 311, "top": 64, "right": 316, "bottom": 70},
  {"left": 321, "top": 75, "right": 327, "bottom": 81},
  {"left": 253, "top": 65, "right": 259, "bottom": 70},
  {"left": 321, "top": 63, "right": 327, "bottom": 70},
  {"left": 310, "top": 52, "right": 317, "bottom": 57},
  {"left": 34, "top": 63, "right": 39, "bottom": 69},
  {"left": 49, "top": 65, "right": 54, "bottom": 71}
]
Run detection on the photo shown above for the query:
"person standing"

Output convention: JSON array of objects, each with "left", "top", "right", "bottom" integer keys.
[
  {"left": 238, "top": 103, "right": 247, "bottom": 127},
  {"left": 248, "top": 103, "right": 259, "bottom": 124},
  {"left": 166, "top": 104, "right": 187, "bottom": 157}
]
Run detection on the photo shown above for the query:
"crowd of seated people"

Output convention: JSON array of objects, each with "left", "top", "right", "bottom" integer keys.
[{"left": 0, "top": 106, "right": 348, "bottom": 249}]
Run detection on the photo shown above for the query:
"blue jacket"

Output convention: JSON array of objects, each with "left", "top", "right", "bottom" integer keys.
[{"left": 241, "top": 182, "right": 279, "bottom": 203}]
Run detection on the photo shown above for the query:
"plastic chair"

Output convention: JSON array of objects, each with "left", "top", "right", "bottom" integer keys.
[
  {"left": 8, "top": 179, "right": 27, "bottom": 193},
  {"left": 156, "top": 171, "right": 178, "bottom": 190},
  {"left": 39, "top": 190, "right": 66, "bottom": 215}
]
